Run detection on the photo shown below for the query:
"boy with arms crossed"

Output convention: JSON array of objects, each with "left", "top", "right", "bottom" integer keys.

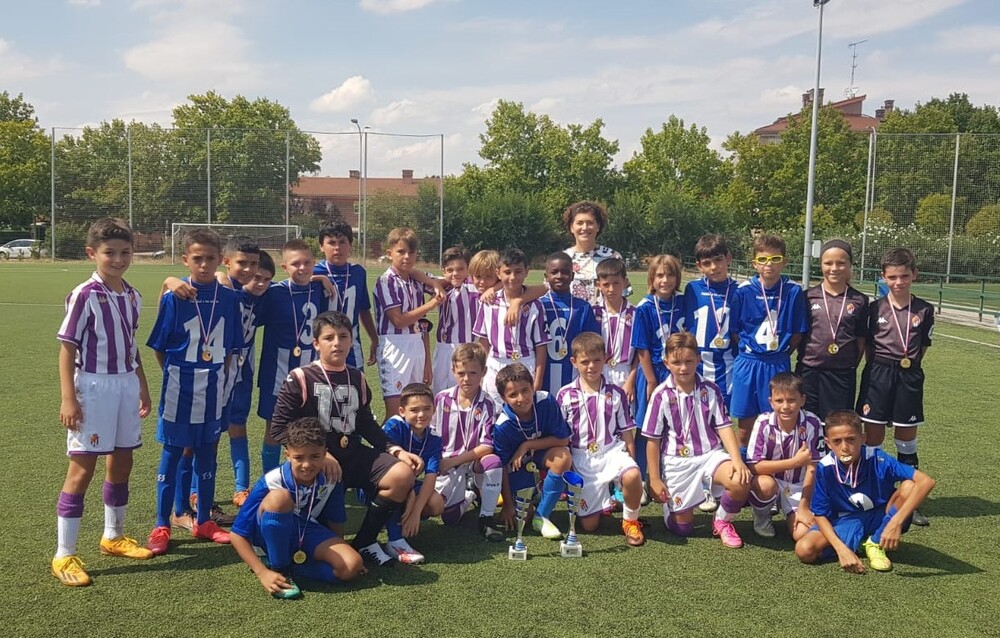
[
  {"left": 592, "top": 258, "right": 637, "bottom": 402},
  {"left": 54, "top": 218, "right": 153, "bottom": 586},
  {"left": 541, "top": 251, "right": 600, "bottom": 397},
  {"left": 431, "top": 246, "right": 480, "bottom": 394}
]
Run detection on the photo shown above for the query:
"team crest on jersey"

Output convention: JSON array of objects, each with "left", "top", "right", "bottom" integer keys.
[
  {"left": 474, "top": 408, "right": 482, "bottom": 419},
  {"left": 911, "top": 316, "right": 921, "bottom": 327},
  {"left": 89, "top": 433, "right": 99, "bottom": 446},
  {"left": 799, "top": 426, "right": 807, "bottom": 437},
  {"left": 699, "top": 389, "right": 709, "bottom": 404},
  {"left": 625, "top": 314, "right": 633, "bottom": 325},
  {"left": 846, "top": 303, "right": 855, "bottom": 314},
  {"left": 668, "top": 394, "right": 677, "bottom": 405},
  {"left": 673, "top": 496, "right": 683, "bottom": 507},
  {"left": 579, "top": 498, "right": 589, "bottom": 512},
  {"left": 443, "top": 403, "right": 451, "bottom": 413},
  {"left": 862, "top": 403, "right": 871, "bottom": 416},
  {"left": 605, "top": 391, "right": 612, "bottom": 402},
  {"left": 395, "top": 381, "right": 402, "bottom": 390},
  {"left": 767, "top": 432, "right": 775, "bottom": 442}
]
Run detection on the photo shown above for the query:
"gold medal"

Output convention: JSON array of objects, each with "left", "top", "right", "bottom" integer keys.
[
  {"left": 712, "top": 336, "right": 727, "bottom": 348},
  {"left": 292, "top": 550, "right": 307, "bottom": 565},
  {"left": 679, "top": 446, "right": 690, "bottom": 458},
  {"left": 292, "top": 345, "right": 302, "bottom": 357},
  {"left": 767, "top": 338, "right": 779, "bottom": 351},
  {"left": 201, "top": 350, "right": 212, "bottom": 362},
  {"left": 587, "top": 441, "right": 599, "bottom": 455},
  {"left": 827, "top": 343, "right": 839, "bottom": 355},
  {"left": 900, "top": 357, "right": 912, "bottom": 369},
  {"left": 524, "top": 461, "right": 537, "bottom": 473},
  {"left": 340, "top": 435, "right": 349, "bottom": 448},
  {"left": 608, "top": 358, "right": 617, "bottom": 367},
  {"left": 558, "top": 348, "right": 567, "bottom": 358},
  {"left": 238, "top": 355, "right": 245, "bottom": 366},
  {"left": 511, "top": 351, "right": 520, "bottom": 360}
]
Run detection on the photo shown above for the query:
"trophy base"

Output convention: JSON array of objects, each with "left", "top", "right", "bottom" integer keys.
[
  {"left": 560, "top": 541, "right": 583, "bottom": 558},
  {"left": 508, "top": 545, "right": 528, "bottom": 560}
]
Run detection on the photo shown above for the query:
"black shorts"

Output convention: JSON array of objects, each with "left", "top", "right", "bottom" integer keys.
[
  {"left": 797, "top": 365, "right": 858, "bottom": 422},
  {"left": 855, "top": 358, "right": 925, "bottom": 427},
  {"left": 333, "top": 441, "right": 400, "bottom": 491}
]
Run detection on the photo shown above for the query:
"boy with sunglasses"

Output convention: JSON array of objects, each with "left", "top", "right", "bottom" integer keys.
[{"left": 729, "top": 234, "right": 808, "bottom": 449}]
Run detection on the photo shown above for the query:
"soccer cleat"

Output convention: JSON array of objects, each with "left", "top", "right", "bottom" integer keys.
[
  {"left": 170, "top": 510, "right": 195, "bottom": 532},
  {"left": 232, "top": 489, "right": 250, "bottom": 508},
  {"left": 100, "top": 535, "right": 154, "bottom": 560},
  {"left": 51, "top": 555, "right": 92, "bottom": 587},
  {"left": 192, "top": 520, "right": 231, "bottom": 544},
  {"left": 532, "top": 516, "right": 563, "bottom": 540},
  {"left": 752, "top": 507, "right": 776, "bottom": 538},
  {"left": 358, "top": 542, "right": 396, "bottom": 567},
  {"left": 272, "top": 569, "right": 302, "bottom": 600},
  {"left": 386, "top": 539, "right": 426, "bottom": 565},
  {"left": 464, "top": 489, "right": 479, "bottom": 513},
  {"left": 863, "top": 537, "right": 893, "bottom": 571},
  {"left": 622, "top": 519, "right": 646, "bottom": 547},
  {"left": 478, "top": 515, "right": 505, "bottom": 542},
  {"left": 191, "top": 494, "right": 235, "bottom": 526},
  {"left": 699, "top": 493, "right": 719, "bottom": 513},
  {"left": 911, "top": 509, "right": 930, "bottom": 527},
  {"left": 640, "top": 482, "right": 650, "bottom": 506},
  {"left": 146, "top": 526, "right": 171, "bottom": 556},
  {"left": 712, "top": 519, "right": 744, "bottom": 548}
]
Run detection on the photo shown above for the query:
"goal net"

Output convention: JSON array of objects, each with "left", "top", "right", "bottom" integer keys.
[{"left": 170, "top": 223, "right": 302, "bottom": 264}]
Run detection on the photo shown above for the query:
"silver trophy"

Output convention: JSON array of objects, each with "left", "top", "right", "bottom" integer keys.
[
  {"left": 560, "top": 470, "right": 585, "bottom": 558},
  {"left": 508, "top": 460, "right": 542, "bottom": 560}
]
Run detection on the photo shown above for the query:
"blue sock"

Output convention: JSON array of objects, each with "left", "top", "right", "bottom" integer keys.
[
  {"left": 193, "top": 445, "right": 218, "bottom": 525},
  {"left": 385, "top": 509, "right": 403, "bottom": 541},
  {"left": 260, "top": 510, "right": 294, "bottom": 569},
  {"left": 262, "top": 443, "right": 281, "bottom": 473},
  {"left": 870, "top": 506, "right": 901, "bottom": 545},
  {"left": 635, "top": 435, "right": 648, "bottom": 480},
  {"left": 231, "top": 435, "right": 250, "bottom": 492},
  {"left": 175, "top": 454, "right": 193, "bottom": 516},
  {"left": 536, "top": 471, "right": 565, "bottom": 519},
  {"left": 156, "top": 445, "right": 184, "bottom": 528}
]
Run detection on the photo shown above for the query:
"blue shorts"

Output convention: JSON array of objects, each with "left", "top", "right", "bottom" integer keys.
[
  {"left": 813, "top": 505, "right": 910, "bottom": 560},
  {"left": 228, "top": 376, "right": 254, "bottom": 426},
  {"left": 508, "top": 450, "right": 548, "bottom": 493},
  {"left": 157, "top": 417, "right": 224, "bottom": 449},
  {"left": 729, "top": 353, "right": 791, "bottom": 419},
  {"left": 257, "top": 388, "right": 278, "bottom": 421},
  {"left": 635, "top": 362, "right": 668, "bottom": 428},
  {"left": 252, "top": 514, "right": 340, "bottom": 583}
]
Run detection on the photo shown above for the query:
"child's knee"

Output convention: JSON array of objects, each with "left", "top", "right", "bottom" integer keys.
[
  {"left": 260, "top": 489, "right": 294, "bottom": 513},
  {"left": 622, "top": 468, "right": 642, "bottom": 489},
  {"left": 751, "top": 475, "right": 777, "bottom": 498},
  {"left": 425, "top": 492, "right": 445, "bottom": 517},
  {"left": 580, "top": 513, "right": 600, "bottom": 533},
  {"left": 333, "top": 550, "right": 365, "bottom": 581},
  {"left": 546, "top": 446, "right": 572, "bottom": 471},
  {"left": 795, "top": 533, "right": 825, "bottom": 563},
  {"left": 382, "top": 462, "right": 416, "bottom": 495}
]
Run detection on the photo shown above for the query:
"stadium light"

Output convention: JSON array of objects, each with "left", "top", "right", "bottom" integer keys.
[
  {"left": 803, "top": 0, "right": 832, "bottom": 287},
  {"left": 350, "top": 118, "right": 369, "bottom": 266}
]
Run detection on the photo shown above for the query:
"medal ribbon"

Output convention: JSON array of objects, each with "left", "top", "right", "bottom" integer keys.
[
  {"left": 288, "top": 281, "right": 313, "bottom": 351},
  {"left": 756, "top": 276, "right": 783, "bottom": 344},
  {"left": 653, "top": 295, "right": 677, "bottom": 348},
  {"left": 705, "top": 278, "right": 731, "bottom": 344},
  {"left": 674, "top": 386, "right": 697, "bottom": 453},
  {"left": 193, "top": 280, "right": 219, "bottom": 358},
  {"left": 821, "top": 285, "right": 849, "bottom": 345},
  {"left": 602, "top": 298, "right": 629, "bottom": 363},
  {"left": 512, "top": 402, "right": 539, "bottom": 441},
  {"left": 316, "top": 362, "right": 354, "bottom": 434},
  {"left": 888, "top": 297, "right": 913, "bottom": 358},
  {"left": 324, "top": 262, "right": 348, "bottom": 314},
  {"left": 453, "top": 388, "right": 484, "bottom": 451},
  {"left": 281, "top": 463, "right": 320, "bottom": 554},
  {"left": 834, "top": 455, "right": 860, "bottom": 489},
  {"left": 575, "top": 378, "right": 602, "bottom": 449},
  {"left": 94, "top": 274, "right": 136, "bottom": 365},
  {"left": 544, "top": 292, "right": 575, "bottom": 356}
]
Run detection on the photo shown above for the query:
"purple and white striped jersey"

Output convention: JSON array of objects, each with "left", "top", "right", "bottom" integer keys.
[
  {"left": 556, "top": 378, "right": 634, "bottom": 452},
  {"left": 641, "top": 376, "right": 730, "bottom": 457},
  {"left": 57, "top": 273, "right": 142, "bottom": 375},
  {"left": 431, "top": 386, "right": 495, "bottom": 458},
  {"left": 747, "top": 409, "right": 824, "bottom": 485},
  {"left": 592, "top": 299, "right": 636, "bottom": 367},
  {"left": 436, "top": 281, "right": 480, "bottom": 344},
  {"left": 472, "top": 289, "right": 551, "bottom": 359},
  {"left": 374, "top": 267, "right": 425, "bottom": 336}
]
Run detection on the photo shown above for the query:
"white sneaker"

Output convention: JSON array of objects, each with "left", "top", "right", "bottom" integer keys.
[
  {"left": 386, "top": 539, "right": 425, "bottom": 565},
  {"left": 752, "top": 507, "right": 776, "bottom": 538},
  {"left": 699, "top": 492, "right": 719, "bottom": 513},
  {"left": 640, "top": 482, "right": 650, "bottom": 506},
  {"left": 463, "top": 489, "right": 478, "bottom": 512},
  {"left": 532, "top": 516, "right": 563, "bottom": 540},
  {"left": 358, "top": 542, "right": 396, "bottom": 566}
]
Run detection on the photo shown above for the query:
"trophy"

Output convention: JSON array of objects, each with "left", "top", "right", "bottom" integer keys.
[
  {"left": 508, "top": 459, "right": 542, "bottom": 560},
  {"left": 560, "top": 470, "right": 585, "bottom": 558}
]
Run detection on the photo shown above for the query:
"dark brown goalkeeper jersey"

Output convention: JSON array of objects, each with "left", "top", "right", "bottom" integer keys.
[
  {"left": 866, "top": 295, "right": 934, "bottom": 366},
  {"left": 798, "top": 284, "right": 869, "bottom": 369}
]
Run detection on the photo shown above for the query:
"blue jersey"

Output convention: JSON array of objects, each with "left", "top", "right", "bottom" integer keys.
[
  {"left": 382, "top": 415, "right": 442, "bottom": 476},
  {"left": 811, "top": 447, "right": 915, "bottom": 521},
  {"left": 147, "top": 281, "right": 244, "bottom": 427},
  {"left": 541, "top": 291, "right": 600, "bottom": 396},
  {"left": 683, "top": 278, "right": 739, "bottom": 402},
  {"left": 492, "top": 391, "right": 571, "bottom": 466},
  {"left": 257, "top": 280, "right": 326, "bottom": 404},
  {"left": 314, "top": 260, "right": 371, "bottom": 367},
  {"left": 231, "top": 462, "right": 346, "bottom": 542},
  {"left": 729, "top": 275, "right": 808, "bottom": 356},
  {"left": 631, "top": 293, "right": 687, "bottom": 366}
]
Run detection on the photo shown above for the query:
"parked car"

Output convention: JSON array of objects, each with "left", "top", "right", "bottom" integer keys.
[{"left": 0, "top": 239, "right": 44, "bottom": 259}]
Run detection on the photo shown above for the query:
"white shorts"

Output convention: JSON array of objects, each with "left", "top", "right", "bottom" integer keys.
[
  {"left": 660, "top": 448, "right": 730, "bottom": 513},
  {"left": 485, "top": 354, "right": 535, "bottom": 402},
  {"left": 435, "top": 463, "right": 474, "bottom": 508},
  {"left": 377, "top": 333, "right": 425, "bottom": 398},
  {"left": 432, "top": 341, "right": 456, "bottom": 395},
  {"left": 603, "top": 362, "right": 631, "bottom": 388},
  {"left": 68, "top": 370, "right": 142, "bottom": 456},
  {"left": 775, "top": 477, "right": 805, "bottom": 516},
  {"left": 571, "top": 440, "right": 639, "bottom": 517}
]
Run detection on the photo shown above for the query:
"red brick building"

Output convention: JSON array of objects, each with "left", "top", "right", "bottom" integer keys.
[
  {"left": 753, "top": 90, "right": 894, "bottom": 144},
  {"left": 290, "top": 169, "right": 429, "bottom": 226}
]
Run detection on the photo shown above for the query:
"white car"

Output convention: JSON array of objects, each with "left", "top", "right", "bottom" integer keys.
[{"left": 0, "top": 239, "right": 42, "bottom": 259}]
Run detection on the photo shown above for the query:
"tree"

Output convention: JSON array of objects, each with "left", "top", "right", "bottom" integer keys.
[
  {"left": 0, "top": 91, "right": 36, "bottom": 124},
  {"left": 623, "top": 116, "right": 726, "bottom": 200},
  {"left": 963, "top": 203, "right": 1000, "bottom": 237},
  {"left": 915, "top": 192, "right": 966, "bottom": 234},
  {"left": 0, "top": 92, "right": 48, "bottom": 228}
]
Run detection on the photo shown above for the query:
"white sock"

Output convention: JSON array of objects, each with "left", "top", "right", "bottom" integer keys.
[
  {"left": 714, "top": 508, "right": 737, "bottom": 523},
  {"left": 478, "top": 468, "right": 502, "bottom": 517},
  {"left": 623, "top": 505, "right": 640, "bottom": 522},
  {"left": 104, "top": 504, "right": 126, "bottom": 539},
  {"left": 56, "top": 517, "right": 82, "bottom": 558}
]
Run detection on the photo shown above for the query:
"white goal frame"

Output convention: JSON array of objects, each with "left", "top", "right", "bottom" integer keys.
[{"left": 170, "top": 223, "right": 301, "bottom": 264}]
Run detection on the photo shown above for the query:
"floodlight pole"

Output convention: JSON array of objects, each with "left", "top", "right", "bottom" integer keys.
[
  {"left": 802, "top": 0, "right": 830, "bottom": 287},
  {"left": 351, "top": 119, "right": 363, "bottom": 258}
]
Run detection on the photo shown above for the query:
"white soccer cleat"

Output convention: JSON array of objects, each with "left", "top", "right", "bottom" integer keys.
[
  {"left": 699, "top": 492, "right": 719, "bottom": 513},
  {"left": 752, "top": 507, "right": 776, "bottom": 538},
  {"left": 532, "top": 516, "right": 563, "bottom": 540},
  {"left": 358, "top": 542, "right": 396, "bottom": 567},
  {"left": 386, "top": 539, "right": 426, "bottom": 565}
]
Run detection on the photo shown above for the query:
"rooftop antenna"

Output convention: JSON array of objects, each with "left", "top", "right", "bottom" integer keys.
[{"left": 846, "top": 39, "right": 868, "bottom": 98}]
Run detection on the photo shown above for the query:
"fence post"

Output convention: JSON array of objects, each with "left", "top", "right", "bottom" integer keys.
[
  {"left": 860, "top": 128, "right": 875, "bottom": 282},
  {"left": 285, "top": 130, "right": 291, "bottom": 241},
  {"left": 50, "top": 127, "right": 56, "bottom": 262},
  {"left": 980, "top": 279, "right": 986, "bottom": 322},
  {"left": 946, "top": 133, "right": 961, "bottom": 284},
  {"left": 207, "top": 129, "right": 212, "bottom": 224},
  {"left": 439, "top": 133, "right": 444, "bottom": 263},
  {"left": 127, "top": 125, "right": 134, "bottom": 229}
]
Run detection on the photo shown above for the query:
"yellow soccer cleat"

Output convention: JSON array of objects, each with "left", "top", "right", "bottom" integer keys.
[
  {"left": 100, "top": 535, "right": 155, "bottom": 560},
  {"left": 51, "top": 555, "right": 92, "bottom": 587},
  {"left": 862, "top": 537, "right": 893, "bottom": 572}
]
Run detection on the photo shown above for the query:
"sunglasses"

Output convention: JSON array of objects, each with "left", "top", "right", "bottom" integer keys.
[{"left": 752, "top": 255, "right": 786, "bottom": 265}]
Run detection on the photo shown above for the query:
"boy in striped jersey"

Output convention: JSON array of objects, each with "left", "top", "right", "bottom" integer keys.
[
  {"left": 431, "top": 247, "right": 480, "bottom": 394},
  {"left": 593, "top": 258, "right": 636, "bottom": 401},
  {"left": 53, "top": 218, "right": 154, "bottom": 586}
]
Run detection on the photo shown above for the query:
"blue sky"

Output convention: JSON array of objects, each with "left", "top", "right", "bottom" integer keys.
[{"left": 3, "top": 0, "right": 998, "bottom": 177}]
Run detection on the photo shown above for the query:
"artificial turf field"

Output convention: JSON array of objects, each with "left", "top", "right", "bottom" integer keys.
[{"left": 1, "top": 261, "right": 998, "bottom": 638}]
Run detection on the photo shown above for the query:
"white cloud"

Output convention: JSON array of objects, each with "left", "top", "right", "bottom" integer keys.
[
  {"left": 934, "top": 25, "right": 1000, "bottom": 53},
  {"left": 0, "top": 38, "right": 63, "bottom": 82},
  {"left": 591, "top": 36, "right": 656, "bottom": 52},
  {"left": 530, "top": 97, "right": 561, "bottom": 113},
  {"left": 369, "top": 99, "right": 417, "bottom": 126},
  {"left": 759, "top": 85, "right": 807, "bottom": 108},
  {"left": 68, "top": 0, "right": 101, "bottom": 6},
  {"left": 310, "top": 76, "right": 375, "bottom": 113},
  {"left": 359, "top": 0, "right": 454, "bottom": 16}
]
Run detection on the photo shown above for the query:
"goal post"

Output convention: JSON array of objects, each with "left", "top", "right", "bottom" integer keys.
[{"left": 170, "top": 223, "right": 302, "bottom": 264}]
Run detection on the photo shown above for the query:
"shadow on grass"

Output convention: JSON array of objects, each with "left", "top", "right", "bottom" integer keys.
[
  {"left": 86, "top": 539, "right": 240, "bottom": 578},
  {"left": 891, "top": 544, "right": 986, "bottom": 578},
  {"left": 922, "top": 496, "right": 1000, "bottom": 519}
]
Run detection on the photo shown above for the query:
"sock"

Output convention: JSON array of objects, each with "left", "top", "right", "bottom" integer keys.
[
  {"left": 262, "top": 443, "right": 281, "bottom": 473},
  {"left": 259, "top": 510, "right": 294, "bottom": 569},
  {"left": 441, "top": 504, "right": 464, "bottom": 526},
  {"left": 295, "top": 559, "right": 339, "bottom": 584},
  {"left": 352, "top": 495, "right": 402, "bottom": 549},
  {"left": 477, "top": 455, "right": 503, "bottom": 517},
  {"left": 535, "top": 471, "right": 565, "bottom": 519},
  {"left": 193, "top": 445, "right": 218, "bottom": 525},
  {"left": 56, "top": 492, "right": 85, "bottom": 558},
  {"left": 175, "top": 453, "right": 193, "bottom": 515},
  {"left": 714, "top": 493, "right": 743, "bottom": 523},
  {"left": 385, "top": 509, "right": 403, "bottom": 541},
  {"left": 102, "top": 481, "right": 129, "bottom": 539},
  {"left": 635, "top": 435, "right": 648, "bottom": 479},
  {"left": 230, "top": 435, "right": 250, "bottom": 492},
  {"left": 665, "top": 514, "right": 693, "bottom": 537},
  {"left": 156, "top": 445, "right": 184, "bottom": 527},
  {"left": 623, "top": 505, "right": 640, "bottom": 522},
  {"left": 748, "top": 490, "right": 777, "bottom": 509},
  {"left": 895, "top": 438, "right": 918, "bottom": 469}
]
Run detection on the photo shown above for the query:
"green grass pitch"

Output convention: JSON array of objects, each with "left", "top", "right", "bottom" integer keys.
[{"left": 1, "top": 262, "right": 999, "bottom": 637}]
